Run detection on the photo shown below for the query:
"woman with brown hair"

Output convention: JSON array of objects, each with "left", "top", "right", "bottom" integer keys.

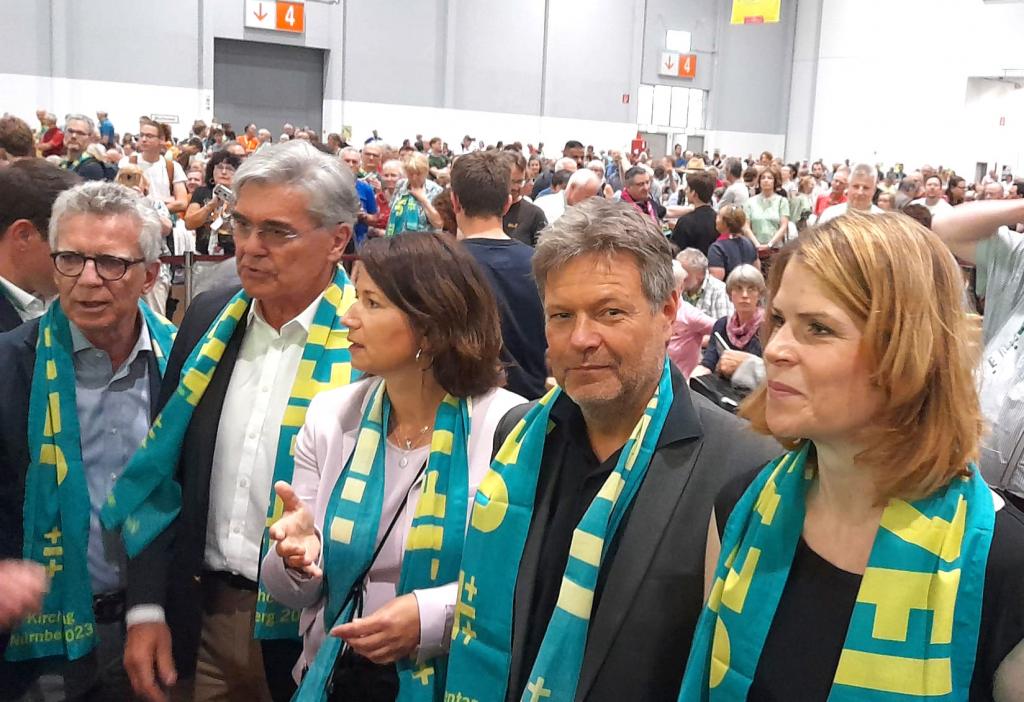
[
  {"left": 261, "top": 232, "right": 525, "bottom": 701},
  {"left": 680, "top": 212, "right": 1024, "bottom": 700}
]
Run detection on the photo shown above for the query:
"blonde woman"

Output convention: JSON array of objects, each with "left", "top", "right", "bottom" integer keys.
[
  {"left": 680, "top": 212, "right": 1024, "bottom": 701},
  {"left": 385, "top": 152, "right": 444, "bottom": 235}
]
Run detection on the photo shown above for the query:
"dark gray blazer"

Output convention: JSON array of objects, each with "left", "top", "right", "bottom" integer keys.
[{"left": 496, "top": 370, "right": 781, "bottom": 702}]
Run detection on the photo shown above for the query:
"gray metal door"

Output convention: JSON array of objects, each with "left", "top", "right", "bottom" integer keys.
[
  {"left": 641, "top": 132, "right": 669, "bottom": 159},
  {"left": 686, "top": 135, "right": 705, "bottom": 155},
  {"left": 213, "top": 38, "right": 325, "bottom": 137}
]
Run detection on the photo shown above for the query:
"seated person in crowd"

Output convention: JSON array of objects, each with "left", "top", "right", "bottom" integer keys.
[
  {"left": 708, "top": 205, "right": 758, "bottom": 282},
  {"left": 262, "top": 233, "right": 525, "bottom": 700},
  {"left": 0, "top": 181, "right": 175, "bottom": 700},
  {"left": 693, "top": 264, "right": 766, "bottom": 380},
  {"left": 676, "top": 248, "right": 733, "bottom": 321},
  {"left": 442, "top": 198, "right": 780, "bottom": 702},
  {"left": 668, "top": 260, "right": 715, "bottom": 378},
  {"left": 681, "top": 212, "right": 1024, "bottom": 702},
  {"left": 0, "top": 160, "right": 80, "bottom": 332}
]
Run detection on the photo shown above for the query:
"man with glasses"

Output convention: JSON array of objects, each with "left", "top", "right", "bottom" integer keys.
[
  {"left": 112, "top": 140, "right": 359, "bottom": 702},
  {"left": 0, "top": 181, "right": 176, "bottom": 700},
  {"left": 60, "top": 114, "right": 108, "bottom": 182},
  {"left": 341, "top": 146, "right": 378, "bottom": 247},
  {"left": 0, "top": 160, "right": 80, "bottom": 332},
  {"left": 120, "top": 118, "right": 188, "bottom": 215},
  {"left": 502, "top": 151, "right": 548, "bottom": 247}
]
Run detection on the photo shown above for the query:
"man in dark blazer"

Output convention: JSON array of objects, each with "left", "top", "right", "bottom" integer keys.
[
  {"left": 122, "top": 141, "right": 358, "bottom": 702},
  {"left": 445, "top": 198, "right": 780, "bottom": 702},
  {"left": 0, "top": 160, "right": 80, "bottom": 332},
  {"left": 0, "top": 180, "right": 167, "bottom": 699}
]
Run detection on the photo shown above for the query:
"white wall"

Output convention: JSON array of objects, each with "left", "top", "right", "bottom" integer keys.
[
  {"left": 335, "top": 100, "right": 638, "bottom": 154},
  {"left": 804, "top": 0, "right": 1024, "bottom": 176}
]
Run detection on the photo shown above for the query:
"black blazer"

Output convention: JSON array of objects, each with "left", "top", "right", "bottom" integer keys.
[
  {"left": 0, "top": 295, "right": 24, "bottom": 334},
  {"left": 0, "top": 318, "right": 162, "bottom": 666},
  {"left": 496, "top": 370, "right": 781, "bottom": 702},
  {"left": 126, "top": 286, "right": 249, "bottom": 676}
]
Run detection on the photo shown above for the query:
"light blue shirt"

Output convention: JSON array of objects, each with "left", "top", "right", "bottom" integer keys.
[{"left": 69, "top": 320, "right": 152, "bottom": 595}]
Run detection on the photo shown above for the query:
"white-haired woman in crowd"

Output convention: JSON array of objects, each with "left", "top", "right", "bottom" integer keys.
[{"left": 693, "top": 264, "right": 766, "bottom": 380}]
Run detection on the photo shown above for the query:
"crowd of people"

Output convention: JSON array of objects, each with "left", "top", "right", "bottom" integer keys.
[{"left": 0, "top": 106, "right": 1023, "bottom": 702}]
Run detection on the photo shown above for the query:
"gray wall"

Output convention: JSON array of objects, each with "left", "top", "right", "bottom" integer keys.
[
  {"left": 640, "top": 0, "right": 799, "bottom": 134},
  {"left": 341, "top": 0, "right": 643, "bottom": 124},
  {"left": 2, "top": 0, "right": 796, "bottom": 137}
]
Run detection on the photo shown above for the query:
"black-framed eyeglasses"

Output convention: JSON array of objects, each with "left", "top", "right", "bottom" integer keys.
[{"left": 51, "top": 252, "right": 146, "bottom": 281}]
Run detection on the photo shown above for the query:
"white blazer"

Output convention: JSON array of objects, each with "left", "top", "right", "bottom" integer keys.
[{"left": 260, "top": 377, "right": 525, "bottom": 680}]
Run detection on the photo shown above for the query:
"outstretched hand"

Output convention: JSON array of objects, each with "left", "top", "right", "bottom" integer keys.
[{"left": 269, "top": 481, "right": 322, "bottom": 577}]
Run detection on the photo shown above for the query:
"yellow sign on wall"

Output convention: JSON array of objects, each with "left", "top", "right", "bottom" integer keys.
[{"left": 730, "top": 0, "right": 781, "bottom": 24}]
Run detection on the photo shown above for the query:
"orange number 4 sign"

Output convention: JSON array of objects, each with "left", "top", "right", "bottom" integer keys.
[
  {"left": 276, "top": 2, "right": 304, "bottom": 33},
  {"left": 678, "top": 54, "right": 696, "bottom": 79}
]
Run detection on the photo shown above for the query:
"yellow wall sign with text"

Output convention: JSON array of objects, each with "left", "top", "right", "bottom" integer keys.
[{"left": 731, "top": 0, "right": 781, "bottom": 24}]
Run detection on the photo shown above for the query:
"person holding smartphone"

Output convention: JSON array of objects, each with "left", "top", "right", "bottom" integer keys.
[{"left": 184, "top": 149, "right": 242, "bottom": 253}]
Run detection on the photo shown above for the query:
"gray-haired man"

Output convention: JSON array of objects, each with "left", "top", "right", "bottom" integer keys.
[
  {"left": 0, "top": 181, "right": 175, "bottom": 700},
  {"left": 61, "top": 114, "right": 108, "bottom": 182},
  {"left": 443, "top": 198, "right": 779, "bottom": 702},
  {"left": 119, "top": 140, "right": 358, "bottom": 702}
]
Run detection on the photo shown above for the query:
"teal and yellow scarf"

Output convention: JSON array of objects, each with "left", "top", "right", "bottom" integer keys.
[
  {"left": 296, "top": 379, "right": 471, "bottom": 702},
  {"left": 444, "top": 358, "right": 674, "bottom": 702},
  {"left": 101, "top": 266, "right": 357, "bottom": 640},
  {"left": 7, "top": 301, "right": 175, "bottom": 662},
  {"left": 678, "top": 444, "right": 996, "bottom": 701}
]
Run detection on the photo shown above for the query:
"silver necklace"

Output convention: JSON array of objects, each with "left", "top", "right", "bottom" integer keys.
[{"left": 393, "top": 424, "right": 430, "bottom": 467}]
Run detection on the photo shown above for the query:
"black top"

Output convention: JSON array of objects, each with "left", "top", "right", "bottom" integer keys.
[
  {"left": 708, "top": 236, "right": 758, "bottom": 279},
  {"left": 71, "top": 156, "right": 113, "bottom": 182},
  {"left": 531, "top": 171, "right": 553, "bottom": 200},
  {"left": 700, "top": 316, "right": 763, "bottom": 372},
  {"left": 714, "top": 468, "right": 1024, "bottom": 701},
  {"left": 461, "top": 238, "right": 548, "bottom": 399},
  {"left": 503, "top": 199, "right": 549, "bottom": 247},
  {"left": 513, "top": 395, "right": 624, "bottom": 700},
  {"left": 672, "top": 205, "right": 718, "bottom": 254},
  {"left": 190, "top": 185, "right": 214, "bottom": 253}
]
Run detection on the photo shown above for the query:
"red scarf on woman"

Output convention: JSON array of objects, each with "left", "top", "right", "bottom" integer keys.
[
  {"left": 727, "top": 308, "right": 764, "bottom": 350},
  {"left": 621, "top": 188, "right": 657, "bottom": 222}
]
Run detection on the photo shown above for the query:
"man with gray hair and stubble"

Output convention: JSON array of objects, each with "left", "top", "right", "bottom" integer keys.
[
  {"left": 817, "top": 163, "right": 883, "bottom": 223},
  {"left": 676, "top": 247, "right": 733, "bottom": 320},
  {"left": 112, "top": 140, "right": 360, "bottom": 702},
  {"left": 0, "top": 181, "right": 177, "bottom": 700},
  {"left": 61, "top": 114, "right": 108, "bottom": 182},
  {"left": 442, "top": 197, "right": 779, "bottom": 701}
]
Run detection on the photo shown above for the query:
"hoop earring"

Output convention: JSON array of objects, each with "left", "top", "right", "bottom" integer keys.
[{"left": 415, "top": 348, "right": 423, "bottom": 362}]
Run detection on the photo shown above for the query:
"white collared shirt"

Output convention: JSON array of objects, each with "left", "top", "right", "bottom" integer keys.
[
  {"left": 204, "top": 292, "right": 324, "bottom": 581},
  {"left": 0, "top": 275, "right": 48, "bottom": 322}
]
